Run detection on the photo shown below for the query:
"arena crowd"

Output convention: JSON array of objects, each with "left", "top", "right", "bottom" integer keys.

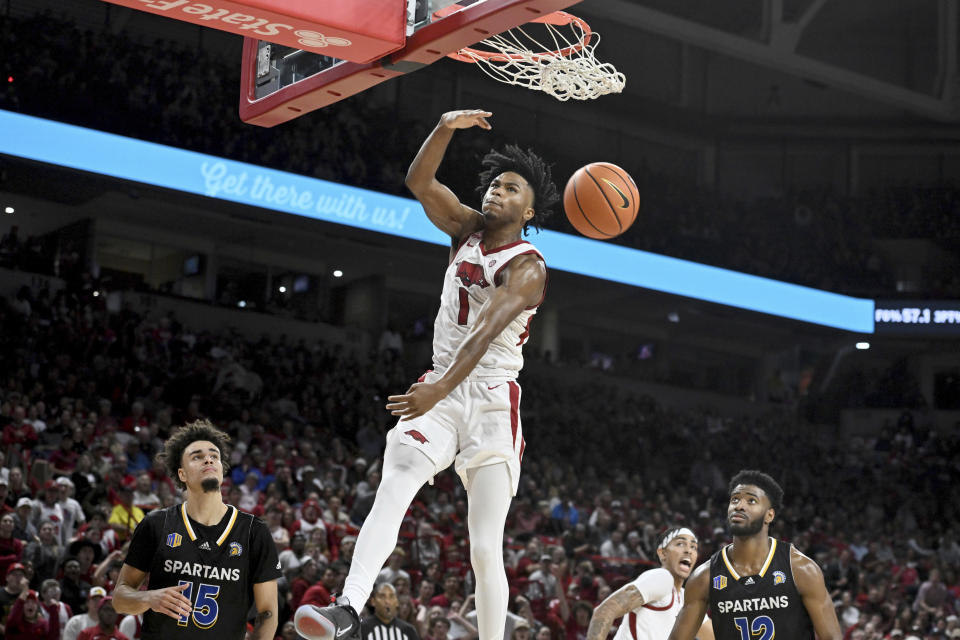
[{"left": 0, "top": 265, "right": 957, "bottom": 640}]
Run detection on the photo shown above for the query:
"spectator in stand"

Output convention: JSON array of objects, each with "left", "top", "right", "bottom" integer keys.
[
  {"left": 60, "top": 558, "right": 92, "bottom": 615},
  {"left": 31, "top": 482, "right": 65, "bottom": 544},
  {"left": 13, "top": 497, "right": 38, "bottom": 544},
  {"left": 272, "top": 463, "right": 301, "bottom": 505},
  {"left": 913, "top": 568, "right": 948, "bottom": 616},
  {"left": 323, "top": 496, "right": 350, "bottom": 528},
  {"left": 120, "top": 402, "right": 148, "bottom": 435},
  {"left": 598, "top": 528, "right": 630, "bottom": 560},
  {"left": 551, "top": 500, "right": 579, "bottom": 533},
  {"left": 1, "top": 563, "right": 28, "bottom": 628},
  {"left": 290, "top": 555, "right": 320, "bottom": 610},
  {"left": 6, "top": 469, "right": 31, "bottom": 510},
  {"left": 824, "top": 549, "right": 861, "bottom": 600},
  {"left": 377, "top": 547, "right": 411, "bottom": 586},
  {"left": 424, "top": 614, "right": 452, "bottom": 640},
  {"left": 238, "top": 470, "right": 263, "bottom": 512},
  {"left": 0, "top": 513, "right": 24, "bottom": 578},
  {"left": 23, "top": 521, "right": 60, "bottom": 586},
  {"left": 40, "top": 578, "right": 71, "bottom": 631},
  {"left": 278, "top": 531, "right": 307, "bottom": 575},
  {"left": 293, "top": 498, "right": 327, "bottom": 545},
  {"left": 129, "top": 474, "right": 160, "bottom": 512},
  {"left": 428, "top": 573, "right": 463, "bottom": 609},
  {"left": 107, "top": 482, "right": 143, "bottom": 542},
  {"left": 77, "top": 596, "right": 127, "bottom": 640},
  {"left": 67, "top": 539, "right": 103, "bottom": 585},
  {"left": 2, "top": 406, "right": 38, "bottom": 454},
  {"left": 50, "top": 435, "right": 80, "bottom": 475},
  {"left": 57, "top": 477, "right": 86, "bottom": 545},
  {"left": 4, "top": 581, "right": 61, "bottom": 640},
  {"left": 0, "top": 478, "right": 11, "bottom": 517},
  {"left": 62, "top": 586, "right": 106, "bottom": 640},
  {"left": 71, "top": 454, "right": 101, "bottom": 504},
  {"left": 300, "top": 564, "right": 342, "bottom": 609}
]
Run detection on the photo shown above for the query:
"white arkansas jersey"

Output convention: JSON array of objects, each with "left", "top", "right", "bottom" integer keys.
[
  {"left": 432, "top": 232, "right": 545, "bottom": 378},
  {"left": 613, "top": 568, "right": 684, "bottom": 640}
]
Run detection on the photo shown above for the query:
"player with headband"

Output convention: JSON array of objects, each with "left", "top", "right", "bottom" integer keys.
[{"left": 586, "top": 526, "right": 714, "bottom": 640}]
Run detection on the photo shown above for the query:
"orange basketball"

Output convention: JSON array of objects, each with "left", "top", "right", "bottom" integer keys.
[{"left": 563, "top": 162, "right": 640, "bottom": 240}]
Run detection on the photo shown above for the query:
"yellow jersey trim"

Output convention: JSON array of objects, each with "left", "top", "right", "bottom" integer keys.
[
  {"left": 181, "top": 503, "right": 237, "bottom": 546},
  {"left": 759, "top": 538, "right": 777, "bottom": 577},
  {"left": 721, "top": 537, "right": 778, "bottom": 580},
  {"left": 216, "top": 506, "right": 239, "bottom": 546},
  {"left": 180, "top": 503, "right": 197, "bottom": 541}
]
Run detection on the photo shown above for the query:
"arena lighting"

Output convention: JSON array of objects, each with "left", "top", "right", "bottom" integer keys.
[
  {"left": 0, "top": 109, "right": 876, "bottom": 332},
  {"left": 856, "top": 342, "right": 870, "bottom": 350},
  {"left": 333, "top": 270, "right": 343, "bottom": 278},
  {"left": 238, "top": 300, "right": 247, "bottom": 308},
  {"left": 3, "top": 206, "right": 13, "bottom": 214},
  {"left": 278, "top": 285, "right": 287, "bottom": 293}
]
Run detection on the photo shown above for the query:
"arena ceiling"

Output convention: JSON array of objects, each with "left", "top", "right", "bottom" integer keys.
[{"left": 2, "top": 0, "right": 955, "bottom": 370}]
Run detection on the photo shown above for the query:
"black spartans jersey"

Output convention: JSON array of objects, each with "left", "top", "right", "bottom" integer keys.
[
  {"left": 125, "top": 503, "right": 281, "bottom": 640},
  {"left": 709, "top": 538, "right": 814, "bottom": 640}
]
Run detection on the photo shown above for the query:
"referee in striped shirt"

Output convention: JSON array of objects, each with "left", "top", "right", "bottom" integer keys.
[{"left": 361, "top": 583, "right": 420, "bottom": 640}]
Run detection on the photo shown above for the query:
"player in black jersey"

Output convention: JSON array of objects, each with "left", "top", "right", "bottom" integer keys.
[
  {"left": 113, "top": 420, "right": 281, "bottom": 640},
  {"left": 668, "top": 470, "right": 841, "bottom": 640}
]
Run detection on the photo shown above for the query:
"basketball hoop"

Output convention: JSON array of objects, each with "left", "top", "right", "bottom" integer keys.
[{"left": 444, "top": 10, "right": 625, "bottom": 101}]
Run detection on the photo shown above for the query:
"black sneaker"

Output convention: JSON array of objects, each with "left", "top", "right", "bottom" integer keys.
[{"left": 294, "top": 597, "right": 361, "bottom": 640}]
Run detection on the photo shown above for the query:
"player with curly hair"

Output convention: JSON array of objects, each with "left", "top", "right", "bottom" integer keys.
[
  {"left": 114, "top": 420, "right": 281, "bottom": 640},
  {"left": 296, "top": 109, "right": 558, "bottom": 640}
]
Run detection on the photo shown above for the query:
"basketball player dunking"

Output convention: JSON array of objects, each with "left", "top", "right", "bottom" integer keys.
[
  {"left": 667, "top": 470, "right": 841, "bottom": 640},
  {"left": 296, "top": 109, "right": 559, "bottom": 640},
  {"left": 587, "top": 527, "right": 714, "bottom": 640},
  {"left": 114, "top": 420, "right": 282, "bottom": 640}
]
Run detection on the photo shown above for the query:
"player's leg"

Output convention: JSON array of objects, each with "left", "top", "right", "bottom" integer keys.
[
  {"left": 465, "top": 462, "right": 513, "bottom": 640},
  {"left": 341, "top": 441, "right": 437, "bottom": 610},
  {"left": 296, "top": 441, "right": 436, "bottom": 640}
]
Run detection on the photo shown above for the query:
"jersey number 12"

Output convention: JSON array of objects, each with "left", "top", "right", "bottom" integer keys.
[{"left": 733, "top": 615, "right": 774, "bottom": 640}]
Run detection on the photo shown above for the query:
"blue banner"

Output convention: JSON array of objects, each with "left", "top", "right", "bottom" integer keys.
[{"left": 0, "top": 109, "right": 874, "bottom": 332}]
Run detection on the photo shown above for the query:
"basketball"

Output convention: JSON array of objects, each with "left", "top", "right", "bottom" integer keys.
[{"left": 563, "top": 162, "right": 640, "bottom": 240}]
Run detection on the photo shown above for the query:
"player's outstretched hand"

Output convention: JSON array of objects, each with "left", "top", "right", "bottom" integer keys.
[
  {"left": 147, "top": 582, "right": 193, "bottom": 620},
  {"left": 386, "top": 382, "right": 446, "bottom": 420},
  {"left": 440, "top": 109, "right": 492, "bottom": 130}
]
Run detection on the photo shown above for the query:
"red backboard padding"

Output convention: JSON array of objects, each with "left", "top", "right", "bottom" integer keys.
[
  {"left": 239, "top": 0, "right": 581, "bottom": 127},
  {"left": 101, "top": 0, "right": 406, "bottom": 63}
]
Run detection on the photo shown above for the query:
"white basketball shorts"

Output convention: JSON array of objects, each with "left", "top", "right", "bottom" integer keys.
[{"left": 387, "top": 370, "right": 526, "bottom": 496}]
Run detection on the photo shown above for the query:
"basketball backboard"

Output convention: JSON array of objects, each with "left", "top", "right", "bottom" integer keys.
[
  {"left": 100, "top": 0, "right": 409, "bottom": 64},
  {"left": 239, "top": 0, "right": 583, "bottom": 127}
]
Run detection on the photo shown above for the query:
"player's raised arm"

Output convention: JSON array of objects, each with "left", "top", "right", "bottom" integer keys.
[
  {"left": 405, "top": 109, "right": 491, "bottom": 241},
  {"left": 667, "top": 562, "right": 710, "bottom": 640},
  {"left": 791, "top": 547, "right": 842, "bottom": 640}
]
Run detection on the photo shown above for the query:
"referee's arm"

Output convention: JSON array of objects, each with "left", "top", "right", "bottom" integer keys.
[{"left": 250, "top": 580, "right": 279, "bottom": 640}]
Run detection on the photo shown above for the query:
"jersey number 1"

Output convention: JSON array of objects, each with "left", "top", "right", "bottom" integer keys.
[
  {"left": 178, "top": 580, "right": 221, "bottom": 629},
  {"left": 733, "top": 615, "right": 774, "bottom": 640},
  {"left": 457, "top": 287, "right": 470, "bottom": 325}
]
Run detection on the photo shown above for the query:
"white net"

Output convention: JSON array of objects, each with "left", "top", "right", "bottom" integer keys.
[{"left": 453, "top": 16, "right": 625, "bottom": 101}]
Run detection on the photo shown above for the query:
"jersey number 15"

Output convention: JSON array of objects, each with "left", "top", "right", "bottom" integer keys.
[{"left": 178, "top": 581, "right": 221, "bottom": 629}]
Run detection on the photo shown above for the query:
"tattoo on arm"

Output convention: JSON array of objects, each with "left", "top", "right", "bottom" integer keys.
[{"left": 254, "top": 610, "right": 273, "bottom": 627}]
